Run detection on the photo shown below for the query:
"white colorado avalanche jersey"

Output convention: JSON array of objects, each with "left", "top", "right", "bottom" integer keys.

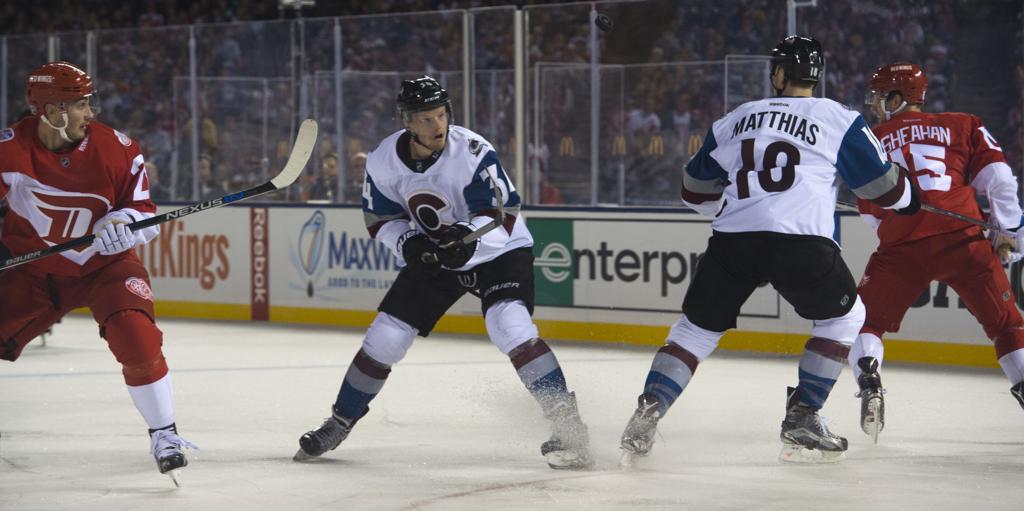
[
  {"left": 682, "top": 97, "right": 904, "bottom": 239},
  {"left": 363, "top": 125, "right": 531, "bottom": 270}
]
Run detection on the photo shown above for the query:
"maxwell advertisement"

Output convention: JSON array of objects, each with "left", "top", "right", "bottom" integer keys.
[{"left": 268, "top": 207, "right": 400, "bottom": 311}]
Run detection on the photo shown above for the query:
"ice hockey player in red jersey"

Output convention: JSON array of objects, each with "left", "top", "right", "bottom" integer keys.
[
  {"left": 0, "top": 62, "right": 195, "bottom": 484},
  {"left": 851, "top": 62, "right": 1024, "bottom": 442}
]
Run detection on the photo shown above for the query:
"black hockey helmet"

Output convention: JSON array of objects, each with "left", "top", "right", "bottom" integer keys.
[
  {"left": 396, "top": 76, "right": 452, "bottom": 121},
  {"left": 770, "top": 35, "right": 825, "bottom": 84}
]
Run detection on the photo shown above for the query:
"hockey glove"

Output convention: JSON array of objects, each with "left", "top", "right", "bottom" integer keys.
[
  {"left": 435, "top": 222, "right": 478, "bottom": 269},
  {"left": 893, "top": 167, "right": 921, "bottom": 216},
  {"left": 989, "top": 216, "right": 1024, "bottom": 265},
  {"left": 398, "top": 230, "right": 440, "bottom": 271},
  {"left": 92, "top": 210, "right": 139, "bottom": 255}
]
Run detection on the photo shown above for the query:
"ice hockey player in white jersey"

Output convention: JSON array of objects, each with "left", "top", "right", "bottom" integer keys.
[
  {"left": 618, "top": 36, "right": 921, "bottom": 465},
  {"left": 294, "top": 76, "right": 592, "bottom": 469}
]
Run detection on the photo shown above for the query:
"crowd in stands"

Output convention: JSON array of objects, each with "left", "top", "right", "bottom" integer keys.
[{"left": 0, "top": 0, "right": 1019, "bottom": 208}]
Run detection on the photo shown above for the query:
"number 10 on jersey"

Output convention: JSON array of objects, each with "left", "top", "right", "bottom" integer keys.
[{"left": 736, "top": 138, "right": 799, "bottom": 199}]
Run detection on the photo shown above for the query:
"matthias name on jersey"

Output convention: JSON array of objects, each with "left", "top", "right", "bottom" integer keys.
[{"left": 731, "top": 109, "right": 821, "bottom": 145}]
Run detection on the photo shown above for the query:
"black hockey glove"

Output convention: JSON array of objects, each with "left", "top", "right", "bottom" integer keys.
[
  {"left": 435, "top": 222, "right": 479, "bottom": 269},
  {"left": 894, "top": 165, "right": 921, "bottom": 216},
  {"left": 398, "top": 230, "right": 440, "bottom": 272}
]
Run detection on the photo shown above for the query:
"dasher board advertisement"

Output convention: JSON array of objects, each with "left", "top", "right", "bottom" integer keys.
[
  {"left": 268, "top": 207, "right": 399, "bottom": 311},
  {"left": 530, "top": 216, "right": 778, "bottom": 316},
  {"left": 141, "top": 205, "right": 251, "bottom": 305}
]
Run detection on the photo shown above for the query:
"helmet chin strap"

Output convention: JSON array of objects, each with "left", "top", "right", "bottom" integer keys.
[
  {"left": 409, "top": 130, "right": 432, "bottom": 151},
  {"left": 881, "top": 99, "right": 908, "bottom": 121},
  {"left": 40, "top": 110, "right": 75, "bottom": 143},
  {"left": 407, "top": 127, "right": 445, "bottom": 157}
]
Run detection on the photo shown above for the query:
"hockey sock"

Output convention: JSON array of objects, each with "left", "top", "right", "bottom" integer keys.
[
  {"left": 995, "top": 329, "right": 1024, "bottom": 384},
  {"left": 127, "top": 373, "right": 175, "bottom": 430},
  {"left": 997, "top": 347, "right": 1024, "bottom": 384},
  {"left": 509, "top": 339, "right": 570, "bottom": 406},
  {"left": 849, "top": 331, "right": 885, "bottom": 380},
  {"left": 333, "top": 348, "right": 391, "bottom": 421},
  {"left": 643, "top": 343, "right": 699, "bottom": 416},
  {"left": 795, "top": 337, "right": 850, "bottom": 410}
]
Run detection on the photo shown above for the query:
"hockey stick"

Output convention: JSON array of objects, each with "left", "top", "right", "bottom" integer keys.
[
  {"left": 837, "top": 200, "right": 1009, "bottom": 234},
  {"left": 421, "top": 166, "right": 506, "bottom": 265},
  {"left": 1, "top": 119, "right": 318, "bottom": 272},
  {"left": 838, "top": 199, "right": 1020, "bottom": 262}
]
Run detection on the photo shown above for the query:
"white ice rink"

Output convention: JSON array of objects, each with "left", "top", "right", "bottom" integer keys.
[{"left": 2, "top": 315, "right": 1023, "bottom": 510}]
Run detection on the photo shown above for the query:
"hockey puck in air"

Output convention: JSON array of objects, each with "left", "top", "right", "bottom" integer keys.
[{"left": 595, "top": 13, "right": 614, "bottom": 33}]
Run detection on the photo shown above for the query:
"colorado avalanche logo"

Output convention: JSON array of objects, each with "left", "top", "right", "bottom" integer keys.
[
  {"left": 125, "top": 277, "right": 154, "bottom": 301},
  {"left": 298, "top": 211, "right": 326, "bottom": 297}
]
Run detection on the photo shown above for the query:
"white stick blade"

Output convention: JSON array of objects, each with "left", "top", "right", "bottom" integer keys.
[{"left": 270, "top": 119, "right": 319, "bottom": 190}]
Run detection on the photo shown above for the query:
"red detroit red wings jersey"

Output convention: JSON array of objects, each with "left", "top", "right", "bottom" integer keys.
[
  {"left": 0, "top": 117, "right": 154, "bottom": 276},
  {"left": 858, "top": 111, "right": 1007, "bottom": 248}
]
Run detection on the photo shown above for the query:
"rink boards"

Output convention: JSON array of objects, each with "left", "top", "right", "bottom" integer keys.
[{"left": 137, "top": 204, "right": 1015, "bottom": 369}]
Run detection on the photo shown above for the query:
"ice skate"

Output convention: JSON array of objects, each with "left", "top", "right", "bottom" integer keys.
[
  {"left": 294, "top": 414, "right": 354, "bottom": 461},
  {"left": 779, "top": 387, "right": 847, "bottom": 464},
  {"left": 540, "top": 392, "right": 594, "bottom": 470},
  {"left": 150, "top": 425, "right": 197, "bottom": 487},
  {"left": 1011, "top": 381, "right": 1024, "bottom": 411},
  {"left": 619, "top": 393, "right": 662, "bottom": 468},
  {"left": 855, "top": 357, "right": 885, "bottom": 443}
]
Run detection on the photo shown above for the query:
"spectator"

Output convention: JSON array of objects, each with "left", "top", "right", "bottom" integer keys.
[
  {"left": 198, "top": 153, "right": 226, "bottom": 201},
  {"left": 309, "top": 152, "right": 340, "bottom": 202},
  {"left": 346, "top": 151, "right": 367, "bottom": 199}
]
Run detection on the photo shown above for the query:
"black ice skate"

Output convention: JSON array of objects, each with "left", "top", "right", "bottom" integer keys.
[
  {"left": 1010, "top": 381, "right": 1024, "bottom": 411},
  {"left": 294, "top": 414, "right": 354, "bottom": 461},
  {"left": 855, "top": 357, "right": 885, "bottom": 443},
  {"left": 150, "top": 424, "right": 197, "bottom": 487},
  {"left": 540, "top": 392, "right": 594, "bottom": 470},
  {"left": 779, "top": 387, "right": 847, "bottom": 464},
  {"left": 619, "top": 393, "right": 662, "bottom": 467}
]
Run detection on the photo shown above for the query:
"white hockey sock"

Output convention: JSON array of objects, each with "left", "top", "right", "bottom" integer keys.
[
  {"left": 998, "top": 348, "right": 1024, "bottom": 385},
  {"left": 127, "top": 373, "right": 176, "bottom": 430},
  {"left": 848, "top": 333, "right": 885, "bottom": 381}
]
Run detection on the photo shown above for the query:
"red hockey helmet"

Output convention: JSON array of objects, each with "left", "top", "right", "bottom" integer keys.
[
  {"left": 866, "top": 62, "right": 928, "bottom": 106},
  {"left": 26, "top": 61, "right": 96, "bottom": 115}
]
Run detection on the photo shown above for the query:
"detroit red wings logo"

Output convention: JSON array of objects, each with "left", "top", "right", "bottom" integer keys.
[
  {"left": 125, "top": 277, "right": 154, "bottom": 301},
  {"left": 2, "top": 178, "right": 112, "bottom": 265}
]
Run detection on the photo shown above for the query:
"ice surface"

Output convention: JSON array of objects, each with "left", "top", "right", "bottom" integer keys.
[{"left": 2, "top": 316, "right": 1022, "bottom": 510}]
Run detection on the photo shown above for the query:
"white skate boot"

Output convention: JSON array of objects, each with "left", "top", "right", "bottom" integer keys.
[{"left": 150, "top": 425, "right": 197, "bottom": 487}]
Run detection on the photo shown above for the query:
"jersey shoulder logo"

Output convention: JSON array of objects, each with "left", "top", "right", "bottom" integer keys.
[
  {"left": 113, "top": 129, "right": 132, "bottom": 147},
  {"left": 468, "top": 139, "right": 483, "bottom": 156},
  {"left": 0, "top": 128, "right": 14, "bottom": 143}
]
